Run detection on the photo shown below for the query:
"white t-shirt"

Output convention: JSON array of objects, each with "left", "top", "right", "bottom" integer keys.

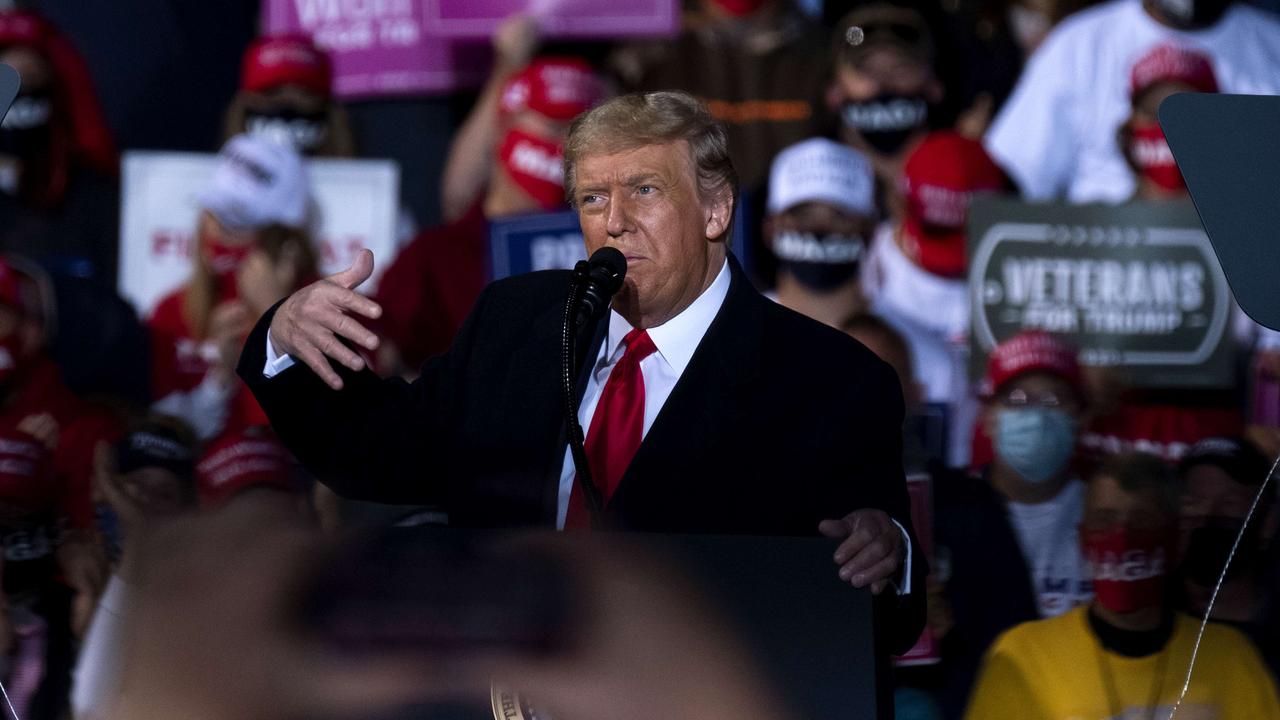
[
  {"left": 72, "top": 574, "right": 130, "bottom": 719},
  {"left": 862, "top": 224, "right": 976, "bottom": 468},
  {"left": 1005, "top": 479, "right": 1093, "bottom": 618},
  {"left": 986, "top": 0, "right": 1280, "bottom": 204}
]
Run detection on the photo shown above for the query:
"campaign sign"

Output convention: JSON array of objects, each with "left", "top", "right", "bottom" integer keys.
[
  {"left": 968, "top": 199, "right": 1233, "bottom": 388},
  {"left": 423, "top": 0, "right": 679, "bottom": 39},
  {"left": 489, "top": 196, "right": 755, "bottom": 281},
  {"left": 262, "top": 0, "right": 489, "bottom": 98},
  {"left": 119, "top": 152, "right": 400, "bottom": 317}
]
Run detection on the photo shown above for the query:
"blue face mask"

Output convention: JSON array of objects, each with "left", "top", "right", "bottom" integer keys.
[{"left": 994, "top": 407, "right": 1077, "bottom": 484}]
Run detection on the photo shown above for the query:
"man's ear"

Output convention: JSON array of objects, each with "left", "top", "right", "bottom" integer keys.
[{"left": 704, "top": 185, "right": 734, "bottom": 240}]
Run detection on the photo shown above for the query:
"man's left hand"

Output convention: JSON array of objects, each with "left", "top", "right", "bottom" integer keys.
[{"left": 818, "top": 509, "right": 904, "bottom": 595}]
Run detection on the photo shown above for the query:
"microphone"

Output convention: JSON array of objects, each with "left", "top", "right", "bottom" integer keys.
[{"left": 573, "top": 247, "right": 627, "bottom": 328}]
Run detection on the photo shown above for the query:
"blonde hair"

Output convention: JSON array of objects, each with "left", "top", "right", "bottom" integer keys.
[
  {"left": 563, "top": 91, "right": 738, "bottom": 212},
  {"left": 182, "top": 222, "right": 316, "bottom": 340}
]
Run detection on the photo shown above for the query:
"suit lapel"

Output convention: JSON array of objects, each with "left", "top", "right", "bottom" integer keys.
[
  {"left": 608, "top": 256, "right": 764, "bottom": 515},
  {"left": 532, "top": 307, "right": 608, "bottom": 525}
]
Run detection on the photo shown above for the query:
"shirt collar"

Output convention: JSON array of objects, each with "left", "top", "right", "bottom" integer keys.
[{"left": 604, "top": 258, "right": 731, "bottom": 375}]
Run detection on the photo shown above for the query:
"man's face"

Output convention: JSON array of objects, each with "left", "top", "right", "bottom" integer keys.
[
  {"left": 118, "top": 468, "right": 192, "bottom": 518},
  {"left": 1179, "top": 464, "right": 1273, "bottom": 554},
  {"left": 1083, "top": 473, "right": 1175, "bottom": 538},
  {"left": 769, "top": 202, "right": 876, "bottom": 240},
  {"left": 983, "top": 372, "right": 1084, "bottom": 435},
  {"left": 573, "top": 141, "right": 731, "bottom": 328},
  {"left": 830, "top": 47, "right": 935, "bottom": 104}
]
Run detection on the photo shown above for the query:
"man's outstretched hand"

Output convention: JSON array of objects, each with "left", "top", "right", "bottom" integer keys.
[{"left": 268, "top": 249, "right": 383, "bottom": 390}]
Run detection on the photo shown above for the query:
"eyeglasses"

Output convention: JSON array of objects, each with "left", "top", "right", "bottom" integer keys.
[{"left": 997, "top": 388, "right": 1079, "bottom": 411}]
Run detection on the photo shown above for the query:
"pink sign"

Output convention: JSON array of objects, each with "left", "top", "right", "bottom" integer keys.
[
  {"left": 263, "top": 0, "right": 490, "bottom": 99},
  {"left": 423, "top": 0, "right": 679, "bottom": 39}
]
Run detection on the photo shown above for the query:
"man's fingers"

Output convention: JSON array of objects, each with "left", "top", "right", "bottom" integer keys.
[
  {"left": 838, "top": 534, "right": 898, "bottom": 582},
  {"left": 818, "top": 518, "right": 851, "bottom": 539},
  {"left": 834, "top": 531, "right": 874, "bottom": 565},
  {"left": 305, "top": 325, "right": 365, "bottom": 373},
  {"left": 326, "top": 285, "right": 383, "bottom": 320},
  {"left": 326, "top": 310, "right": 380, "bottom": 351},
  {"left": 295, "top": 345, "right": 345, "bottom": 391},
  {"left": 328, "top": 249, "right": 376, "bottom": 291},
  {"left": 847, "top": 553, "right": 903, "bottom": 592},
  {"left": 840, "top": 542, "right": 903, "bottom": 586}
]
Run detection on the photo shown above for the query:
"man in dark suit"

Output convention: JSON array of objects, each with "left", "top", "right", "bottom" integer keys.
[{"left": 238, "top": 91, "right": 925, "bottom": 652}]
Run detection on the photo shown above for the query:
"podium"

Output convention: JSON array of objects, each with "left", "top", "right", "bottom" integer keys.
[{"left": 1160, "top": 92, "right": 1280, "bottom": 332}]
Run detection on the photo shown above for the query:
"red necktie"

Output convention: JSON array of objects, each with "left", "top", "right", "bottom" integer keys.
[{"left": 565, "top": 329, "right": 658, "bottom": 529}]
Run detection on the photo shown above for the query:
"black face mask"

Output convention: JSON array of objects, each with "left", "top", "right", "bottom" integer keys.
[
  {"left": 0, "top": 91, "right": 52, "bottom": 158},
  {"left": 773, "top": 231, "right": 865, "bottom": 291},
  {"left": 1148, "top": 0, "right": 1232, "bottom": 27},
  {"left": 1182, "top": 515, "right": 1262, "bottom": 587},
  {"left": 840, "top": 93, "right": 929, "bottom": 155},
  {"left": 245, "top": 109, "right": 329, "bottom": 153}
]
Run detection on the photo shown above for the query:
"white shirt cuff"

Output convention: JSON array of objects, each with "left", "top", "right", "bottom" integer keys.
[
  {"left": 890, "top": 518, "right": 913, "bottom": 596},
  {"left": 263, "top": 331, "right": 297, "bottom": 378}
]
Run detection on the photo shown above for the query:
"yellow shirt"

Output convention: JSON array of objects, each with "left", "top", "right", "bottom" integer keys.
[{"left": 964, "top": 607, "right": 1280, "bottom": 720}]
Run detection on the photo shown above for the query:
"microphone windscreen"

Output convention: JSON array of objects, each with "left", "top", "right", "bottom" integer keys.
[{"left": 588, "top": 247, "right": 627, "bottom": 291}]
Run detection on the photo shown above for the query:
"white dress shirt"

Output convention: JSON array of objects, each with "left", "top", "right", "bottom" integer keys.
[
  {"left": 263, "top": 257, "right": 910, "bottom": 592},
  {"left": 555, "top": 259, "right": 733, "bottom": 529}
]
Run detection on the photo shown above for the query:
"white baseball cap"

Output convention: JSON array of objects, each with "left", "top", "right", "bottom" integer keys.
[
  {"left": 767, "top": 138, "right": 876, "bottom": 218},
  {"left": 199, "top": 134, "right": 309, "bottom": 231}
]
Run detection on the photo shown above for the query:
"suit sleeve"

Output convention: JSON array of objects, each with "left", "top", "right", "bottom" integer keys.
[
  {"left": 850, "top": 357, "right": 928, "bottom": 655},
  {"left": 236, "top": 286, "right": 493, "bottom": 505}
]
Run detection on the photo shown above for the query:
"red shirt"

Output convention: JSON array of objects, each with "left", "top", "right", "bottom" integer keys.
[
  {"left": 0, "top": 357, "right": 120, "bottom": 531},
  {"left": 147, "top": 288, "right": 268, "bottom": 437},
  {"left": 374, "top": 201, "right": 488, "bottom": 371}
]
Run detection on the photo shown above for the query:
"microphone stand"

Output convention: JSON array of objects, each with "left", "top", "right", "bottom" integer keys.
[{"left": 562, "top": 261, "right": 606, "bottom": 530}]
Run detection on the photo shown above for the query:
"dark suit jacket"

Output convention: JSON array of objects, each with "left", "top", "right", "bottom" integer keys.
[{"left": 238, "top": 255, "right": 925, "bottom": 651}]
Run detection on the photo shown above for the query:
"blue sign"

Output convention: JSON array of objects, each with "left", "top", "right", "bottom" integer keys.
[{"left": 488, "top": 195, "right": 757, "bottom": 281}]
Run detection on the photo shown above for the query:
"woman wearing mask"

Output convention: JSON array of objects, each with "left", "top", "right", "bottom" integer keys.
[
  {"left": 972, "top": 331, "right": 1095, "bottom": 620},
  {"left": 148, "top": 135, "right": 315, "bottom": 442},
  {"left": 223, "top": 34, "right": 353, "bottom": 158},
  {"left": 0, "top": 9, "right": 118, "bottom": 283},
  {"left": 1082, "top": 44, "right": 1244, "bottom": 466},
  {"left": 965, "top": 452, "right": 1280, "bottom": 720},
  {"left": 763, "top": 137, "right": 878, "bottom": 328}
]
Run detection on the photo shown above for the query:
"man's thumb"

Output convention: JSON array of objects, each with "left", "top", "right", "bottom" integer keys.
[{"left": 330, "top": 249, "right": 375, "bottom": 290}]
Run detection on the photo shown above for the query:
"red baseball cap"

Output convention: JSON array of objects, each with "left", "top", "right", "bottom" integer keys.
[
  {"left": 901, "top": 131, "right": 1007, "bottom": 278},
  {"left": 0, "top": 428, "right": 53, "bottom": 512},
  {"left": 1130, "top": 44, "right": 1218, "bottom": 99},
  {"left": 499, "top": 57, "right": 603, "bottom": 122},
  {"left": 240, "top": 34, "right": 332, "bottom": 97},
  {"left": 0, "top": 10, "right": 46, "bottom": 47},
  {"left": 980, "top": 331, "right": 1083, "bottom": 399},
  {"left": 196, "top": 433, "right": 296, "bottom": 508}
]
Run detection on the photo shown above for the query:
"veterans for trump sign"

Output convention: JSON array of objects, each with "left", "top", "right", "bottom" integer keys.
[{"left": 968, "top": 199, "right": 1233, "bottom": 388}]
